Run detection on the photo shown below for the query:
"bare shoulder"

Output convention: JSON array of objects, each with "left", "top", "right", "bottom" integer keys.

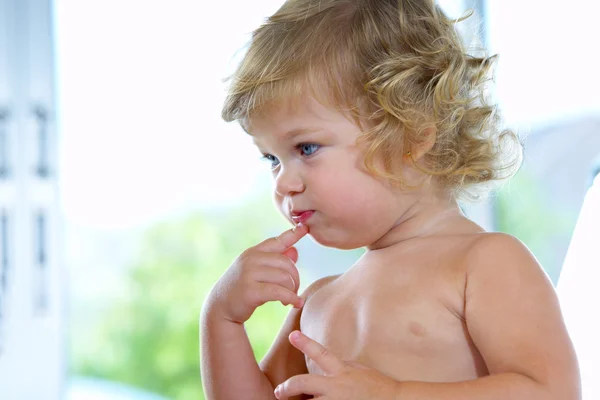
[
  {"left": 463, "top": 232, "right": 547, "bottom": 278},
  {"left": 461, "top": 233, "right": 580, "bottom": 398},
  {"left": 258, "top": 274, "right": 340, "bottom": 396},
  {"left": 300, "top": 273, "right": 341, "bottom": 299},
  {"left": 462, "top": 231, "right": 557, "bottom": 318}
]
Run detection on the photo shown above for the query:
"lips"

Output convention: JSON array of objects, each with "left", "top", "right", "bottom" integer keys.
[{"left": 291, "top": 210, "right": 315, "bottom": 225}]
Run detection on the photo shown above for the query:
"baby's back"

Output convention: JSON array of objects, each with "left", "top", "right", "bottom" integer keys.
[{"left": 300, "top": 232, "right": 491, "bottom": 382}]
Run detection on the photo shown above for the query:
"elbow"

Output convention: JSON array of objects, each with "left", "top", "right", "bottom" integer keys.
[
  {"left": 550, "top": 366, "right": 582, "bottom": 400},
  {"left": 520, "top": 372, "right": 580, "bottom": 400},
  {"left": 536, "top": 376, "right": 581, "bottom": 400},
  {"left": 548, "top": 388, "right": 581, "bottom": 400},
  {"left": 553, "top": 382, "right": 582, "bottom": 400}
]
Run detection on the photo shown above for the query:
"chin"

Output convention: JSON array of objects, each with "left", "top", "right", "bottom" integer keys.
[{"left": 308, "top": 229, "right": 366, "bottom": 250}]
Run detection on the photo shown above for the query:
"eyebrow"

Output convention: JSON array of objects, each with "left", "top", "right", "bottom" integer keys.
[
  {"left": 283, "top": 128, "right": 322, "bottom": 138},
  {"left": 247, "top": 127, "right": 323, "bottom": 139},
  {"left": 253, "top": 128, "right": 329, "bottom": 154}
]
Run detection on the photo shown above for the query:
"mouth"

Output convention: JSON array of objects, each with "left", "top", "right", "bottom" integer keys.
[{"left": 290, "top": 210, "right": 315, "bottom": 225}]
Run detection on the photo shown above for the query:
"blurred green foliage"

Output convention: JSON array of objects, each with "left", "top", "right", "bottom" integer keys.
[
  {"left": 71, "top": 197, "right": 294, "bottom": 399},
  {"left": 495, "top": 170, "right": 577, "bottom": 284}
]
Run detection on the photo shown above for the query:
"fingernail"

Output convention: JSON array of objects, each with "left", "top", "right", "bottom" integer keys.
[
  {"left": 290, "top": 331, "right": 302, "bottom": 341},
  {"left": 274, "top": 385, "right": 281, "bottom": 398}
]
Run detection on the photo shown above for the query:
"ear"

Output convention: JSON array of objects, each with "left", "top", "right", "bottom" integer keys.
[{"left": 404, "top": 126, "right": 437, "bottom": 163}]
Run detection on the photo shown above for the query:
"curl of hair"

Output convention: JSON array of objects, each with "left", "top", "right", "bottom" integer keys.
[{"left": 222, "top": 0, "right": 522, "bottom": 201}]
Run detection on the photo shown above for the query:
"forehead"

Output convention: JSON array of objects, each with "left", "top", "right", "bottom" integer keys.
[{"left": 246, "top": 95, "right": 354, "bottom": 141}]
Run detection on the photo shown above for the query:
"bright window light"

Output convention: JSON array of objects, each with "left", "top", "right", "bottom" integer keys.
[{"left": 557, "top": 172, "right": 600, "bottom": 400}]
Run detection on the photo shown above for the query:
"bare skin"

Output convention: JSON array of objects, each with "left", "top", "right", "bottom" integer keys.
[
  {"left": 263, "top": 218, "right": 579, "bottom": 400},
  {"left": 202, "top": 96, "right": 580, "bottom": 400},
  {"left": 300, "top": 228, "right": 489, "bottom": 383}
]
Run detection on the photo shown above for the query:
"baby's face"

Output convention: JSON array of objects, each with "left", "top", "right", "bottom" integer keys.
[{"left": 248, "top": 96, "right": 406, "bottom": 250}]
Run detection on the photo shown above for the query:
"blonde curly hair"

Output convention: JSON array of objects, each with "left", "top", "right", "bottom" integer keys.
[{"left": 222, "top": 0, "right": 522, "bottom": 201}]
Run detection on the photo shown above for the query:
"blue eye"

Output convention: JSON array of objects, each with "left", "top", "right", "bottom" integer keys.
[
  {"left": 262, "top": 154, "right": 280, "bottom": 168},
  {"left": 299, "top": 143, "right": 320, "bottom": 156}
]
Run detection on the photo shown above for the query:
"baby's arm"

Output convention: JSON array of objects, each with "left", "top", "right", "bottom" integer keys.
[
  {"left": 397, "top": 233, "right": 580, "bottom": 400},
  {"left": 261, "top": 275, "right": 338, "bottom": 400},
  {"left": 201, "top": 273, "right": 336, "bottom": 400},
  {"left": 200, "top": 225, "right": 307, "bottom": 399},
  {"left": 200, "top": 302, "right": 275, "bottom": 398}
]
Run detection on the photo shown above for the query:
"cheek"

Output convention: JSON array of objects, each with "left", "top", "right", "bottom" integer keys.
[
  {"left": 316, "top": 169, "right": 386, "bottom": 204},
  {"left": 317, "top": 176, "right": 394, "bottom": 231},
  {"left": 272, "top": 193, "right": 284, "bottom": 212},
  {"left": 313, "top": 167, "right": 357, "bottom": 192}
]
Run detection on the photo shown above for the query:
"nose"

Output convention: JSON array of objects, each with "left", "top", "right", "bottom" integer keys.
[{"left": 274, "top": 164, "right": 305, "bottom": 197}]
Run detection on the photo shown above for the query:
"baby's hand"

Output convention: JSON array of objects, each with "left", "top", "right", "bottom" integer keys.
[
  {"left": 274, "top": 331, "right": 401, "bottom": 400},
  {"left": 207, "top": 224, "right": 308, "bottom": 324}
]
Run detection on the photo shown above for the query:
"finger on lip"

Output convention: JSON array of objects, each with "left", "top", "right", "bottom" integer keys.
[{"left": 293, "top": 222, "right": 309, "bottom": 233}]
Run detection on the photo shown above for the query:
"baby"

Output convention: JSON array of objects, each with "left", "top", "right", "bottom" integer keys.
[{"left": 200, "top": 1, "right": 580, "bottom": 399}]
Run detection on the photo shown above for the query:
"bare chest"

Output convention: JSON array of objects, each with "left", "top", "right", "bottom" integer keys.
[{"left": 299, "top": 261, "right": 488, "bottom": 382}]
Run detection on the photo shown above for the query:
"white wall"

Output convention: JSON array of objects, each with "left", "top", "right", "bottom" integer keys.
[
  {"left": 487, "top": 0, "right": 600, "bottom": 129},
  {"left": 0, "top": 0, "right": 66, "bottom": 399}
]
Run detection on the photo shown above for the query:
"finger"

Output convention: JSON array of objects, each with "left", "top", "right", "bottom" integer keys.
[
  {"left": 252, "top": 252, "right": 300, "bottom": 293},
  {"left": 258, "top": 283, "right": 304, "bottom": 308},
  {"left": 253, "top": 266, "right": 297, "bottom": 293},
  {"left": 282, "top": 246, "right": 299, "bottom": 263},
  {"left": 289, "top": 331, "right": 345, "bottom": 376},
  {"left": 257, "top": 223, "right": 309, "bottom": 253},
  {"left": 344, "top": 360, "right": 371, "bottom": 370},
  {"left": 274, "top": 374, "right": 329, "bottom": 400}
]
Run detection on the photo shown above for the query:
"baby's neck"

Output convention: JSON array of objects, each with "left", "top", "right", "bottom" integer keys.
[{"left": 367, "top": 196, "right": 481, "bottom": 251}]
